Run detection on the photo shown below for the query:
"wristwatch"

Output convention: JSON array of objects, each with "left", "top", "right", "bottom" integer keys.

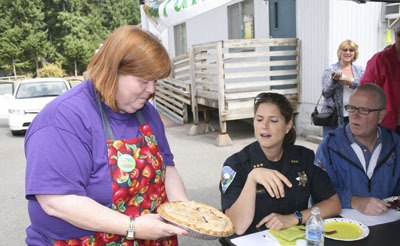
[
  {"left": 294, "top": 211, "right": 303, "bottom": 225},
  {"left": 126, "top": 217, "right": 136, "bottom": 240}
]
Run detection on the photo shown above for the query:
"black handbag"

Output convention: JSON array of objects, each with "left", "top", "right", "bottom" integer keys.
[{"left": 311, "top": 93, "right": 338, "bottom": 126}]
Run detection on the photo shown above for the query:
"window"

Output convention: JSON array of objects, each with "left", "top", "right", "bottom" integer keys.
[
  {"left": 228, "top": 0, "right": 254, "bottom": 40},
  {"left": 174, "top": 23, "right": 187, "bottom": 56}
]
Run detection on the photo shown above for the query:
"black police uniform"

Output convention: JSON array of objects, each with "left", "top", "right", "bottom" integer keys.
[{"left": 220, "top": 142, "right": 336, "bottom": 236}]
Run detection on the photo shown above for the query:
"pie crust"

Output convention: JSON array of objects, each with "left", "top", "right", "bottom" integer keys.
[{"left": 158, "top": 201, "right": 234, "bottom": 237}]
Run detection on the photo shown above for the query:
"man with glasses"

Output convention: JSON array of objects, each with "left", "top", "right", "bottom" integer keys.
[
  {"left": 315, "top": 84, "right": 400, "bottom": 215},
  {"left": 361, "top": 21, "right": 400, "bottom": 134}
]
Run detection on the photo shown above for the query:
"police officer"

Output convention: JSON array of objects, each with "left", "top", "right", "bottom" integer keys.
[{"left": 219, "top": 93, "right": 341, "bottom": 239}]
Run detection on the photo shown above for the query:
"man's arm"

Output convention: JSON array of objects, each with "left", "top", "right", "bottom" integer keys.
[
  {"left": 351, "top": 196, "right": 388, "bottom": 215},
  {"left": 360, "top": 54, "right": 380, "bottom": 85}
]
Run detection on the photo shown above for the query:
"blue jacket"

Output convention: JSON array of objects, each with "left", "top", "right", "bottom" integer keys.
[{"left": 315, "top": 125, "right": 400, "bottom": 208}]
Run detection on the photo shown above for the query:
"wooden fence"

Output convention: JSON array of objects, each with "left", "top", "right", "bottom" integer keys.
[
  {"left": 155, "top": 38, "right": 301, "bottom": 145},
  {"left": 155, "top": 77, "right": 191, "bottom": 124}
]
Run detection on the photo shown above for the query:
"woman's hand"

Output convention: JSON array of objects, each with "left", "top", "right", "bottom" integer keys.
[
  {"left": 256, "top": 213, "right": 297, "bottom": 231},
  {"left": 249, "top": 168, "right": 292, "bottom": 199},
  {"left": 135, "top": 214, "right": 188, "bottom": 240},
  {"left": 332, "top": 70, "right": 342, "bottom": 81},
  {"left": 339, "top": 77, "right": 354, "bottom": 86}
]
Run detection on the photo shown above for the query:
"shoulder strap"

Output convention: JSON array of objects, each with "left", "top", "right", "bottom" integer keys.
[
  {"left": 95, "top": 91, "right": 115, "bottom": 140},
  {"left": 136, "top": 111, "right": 146, "bottom": 125}
]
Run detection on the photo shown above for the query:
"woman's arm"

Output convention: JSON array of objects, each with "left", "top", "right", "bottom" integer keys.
[
  {"left": 165, "top": 166, "right": 188, "bottom": 201},
  {"left": 36, "top": 194, "right": 188, "bottom": 240},
  {"left": 322, "top": 65, "right": 340, "bottom": 98},
  {"left": 226, "top": 168, "right": 292, "bottom": 235}
]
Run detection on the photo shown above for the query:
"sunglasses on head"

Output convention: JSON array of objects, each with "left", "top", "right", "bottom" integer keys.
[{"left": 254, "top": 92, "right": 282, "bottom": 104}]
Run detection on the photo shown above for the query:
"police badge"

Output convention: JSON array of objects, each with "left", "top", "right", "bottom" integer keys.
[{"left": 296, "top": 171, "right": 308, "bottom": 187}]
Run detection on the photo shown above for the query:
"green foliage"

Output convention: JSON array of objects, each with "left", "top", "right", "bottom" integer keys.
[
  {"left": 39, "top": 63, "right": 65, "bottom": 77},
  {"left": 0, "top": 0, "right": 141, "bottom": 77},
  {"left": 101, "top": 0, "right": 141, "bottom": 30}
]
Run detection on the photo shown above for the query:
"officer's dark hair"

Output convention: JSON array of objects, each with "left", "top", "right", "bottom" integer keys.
[{"left": 254, "top": 92, "right": 296, "bottom": 144}]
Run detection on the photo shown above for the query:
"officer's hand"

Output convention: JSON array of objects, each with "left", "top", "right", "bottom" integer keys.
[
  {"left": 256, "top": 213, "right": 297, "bottom": 231},
  {"left": 249, "top": 168, "right": 292, "bottom": 198},
  {"left": 351, "top": 196, "right": 388, "bottom": 215}
]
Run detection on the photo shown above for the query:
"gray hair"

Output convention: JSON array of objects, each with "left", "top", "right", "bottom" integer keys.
[{"left": 354, "top": 83, "right": 386, "bottom": 109}]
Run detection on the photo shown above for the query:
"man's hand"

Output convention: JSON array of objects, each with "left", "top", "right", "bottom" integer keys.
[
  {"left": 256, "top": 213, "right": 297, "bottom": 231},
  {"left": 249, "top": 168, "right": 292, "bottom": 199},
  {"left": 351, "top": 196, "right": 388, "bottom": 215}
]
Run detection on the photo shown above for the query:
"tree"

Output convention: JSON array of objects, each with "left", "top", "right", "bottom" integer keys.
[
  {"left": 0, "top": 0, "right": 54, "bottom": 77},
  {"left": 101, "top": 0, "right": 141, "bottom": 30},
  {"left": 0, "top": 0, "right": 142, "bottom": 77},
  {"left": 57, "top": 1, "right": 107, "bottom": 76},
  {"left": 0, "top": 0, "right": 27, "bottom": 76}
]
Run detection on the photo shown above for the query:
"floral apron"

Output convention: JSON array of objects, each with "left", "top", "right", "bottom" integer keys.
[{"left": 54, "top": 95, "right": 177, "bottom": 246}]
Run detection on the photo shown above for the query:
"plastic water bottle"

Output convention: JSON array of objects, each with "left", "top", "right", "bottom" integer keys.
[{"left": 306, "top": 207, "right": 324, "bottom": 246}]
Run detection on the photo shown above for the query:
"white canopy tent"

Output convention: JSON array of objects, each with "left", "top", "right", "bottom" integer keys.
[{"left": 141, "top": 0, "right": 234, "bottom": 32}]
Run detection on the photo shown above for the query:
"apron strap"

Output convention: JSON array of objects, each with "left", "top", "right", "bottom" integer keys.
[
  {"left": 95, "top": 91, "right": 148, "bottom": 140},
  {"left": 95, "top": 91, "right": 115, "bottom": 140},
  {"left": 135, "top": 111, "right": 146, "bottom": 125}
]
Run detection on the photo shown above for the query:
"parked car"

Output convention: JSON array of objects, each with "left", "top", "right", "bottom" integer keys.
[
  {"left": 0, "top": 81, "right": 15, "bottom": 119},
  {"left": 8, "top": 78, "right": 71, "bottom": 136}
]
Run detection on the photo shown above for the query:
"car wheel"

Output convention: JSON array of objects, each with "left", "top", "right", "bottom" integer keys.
[{"left": 11, "top": 130, "right": 21, "bottom": 136}]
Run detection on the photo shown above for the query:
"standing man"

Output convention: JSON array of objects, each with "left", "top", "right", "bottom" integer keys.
[
  {"left": 315, "top": 84, "right": 400, "bottom": 216},
  {"left": 360, "top": 21, "right": 400, "bottom": 133}
]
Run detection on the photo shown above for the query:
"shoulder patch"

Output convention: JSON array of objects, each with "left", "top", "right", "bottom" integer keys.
[{"left": 220, "top": 166, "right": 237, "bottom": 194}]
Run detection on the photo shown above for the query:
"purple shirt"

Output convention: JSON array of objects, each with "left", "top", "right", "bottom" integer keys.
[{"left": 25, "top": 81, "right": 174, "bottom": 245}]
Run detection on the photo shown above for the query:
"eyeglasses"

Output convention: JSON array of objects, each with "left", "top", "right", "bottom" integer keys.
[
  {"left": 344, "top": 105, "right": 384, "bottom": 115},
  {"left": 342, "top": 48, "right": 355, "bottom": 52}
]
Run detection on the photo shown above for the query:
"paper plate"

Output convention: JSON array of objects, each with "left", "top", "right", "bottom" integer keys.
[
  {"left": 323, "top": 218, "right": 369, "bottom": 241},
  {"left": 383, "top": 196, "right": 400, "bottom": 213}
]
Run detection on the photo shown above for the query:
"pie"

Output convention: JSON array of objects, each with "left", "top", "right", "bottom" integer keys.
[{"left": 157, "top": 201, "right": 234, "bottom": 237}]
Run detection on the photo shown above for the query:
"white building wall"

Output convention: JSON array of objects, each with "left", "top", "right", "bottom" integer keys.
[
  {"left": 165, "top": 0, "right": 268, "bottom": 55},
  {"left": 296, "top": 0, "right": 384, "bottom": 137},
  {"left": 142, "top": 0, "right": 387, "bottom": 137},
  {"left": 254, "top": 0, "right": 269, "bottom": 39},
  {"left": 187, "top": 7, "right": 228, "bottom": 46},
  {"left": 328, "top": 0, "right": 384, "bottom": 67}
]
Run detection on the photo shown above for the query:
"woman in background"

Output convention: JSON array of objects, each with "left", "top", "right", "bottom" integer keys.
[{"left": 321, "top": 40, "right": 364, "bottom": 137}]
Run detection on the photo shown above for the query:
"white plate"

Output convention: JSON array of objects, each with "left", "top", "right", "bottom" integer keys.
[
  {"left": 383, "top": 196, "right": 400, "bottom": 213},
  {"left": 323, "top": 218, "right": 369, "bottom": 241}
]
